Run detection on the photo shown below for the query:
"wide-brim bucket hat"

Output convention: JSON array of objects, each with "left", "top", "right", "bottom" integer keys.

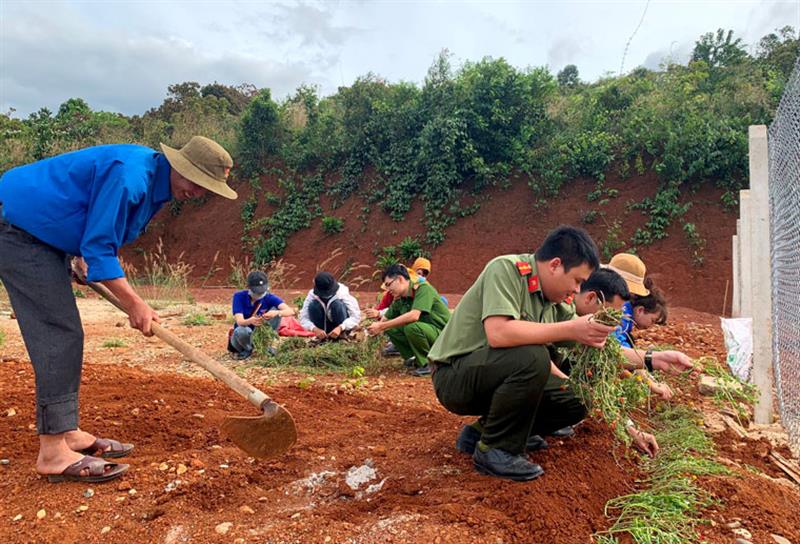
[
  {"left": 160, "top": 136, "right": 237, "bottom": 200},
  {"left": 605, "top": 253, "right": 650, "bottom": 297}
]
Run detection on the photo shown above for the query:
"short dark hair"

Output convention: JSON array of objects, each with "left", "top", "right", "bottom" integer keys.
[
  {"left": 535, "top": 225, "right": 600, "bottom": 272},
  {"left": 581, "top": 268, "right": 631, "bottom": 301},
  {"left": 382, "top": 263, "right": 409, "bottom": 282},
  {"left": 632, "top": 278, "right": 668, "bottom": 324}
]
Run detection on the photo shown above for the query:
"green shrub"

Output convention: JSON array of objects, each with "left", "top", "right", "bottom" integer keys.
[
  {"left": 183, "top": 313, "right": 212, "bottom": 326},
  {"left": 321, "top": 216, "right": 344, "bottom": 234}
]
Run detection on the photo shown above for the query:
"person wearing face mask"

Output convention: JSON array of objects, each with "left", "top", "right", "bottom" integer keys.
[
  {"left": 228, "top": 271, "right": 295, "bottom": 360},
  {"left": 299, "top": 271, "right": 361, "bottom": 341},
  {"left": 426, "top": 225, "right": 617, "bottom": 482},
  {"left": 0, "top": 136, "right": 237, "bottom": 484},
  {"left": 366, "top": 264, "right": 450, "bottom": 377}
]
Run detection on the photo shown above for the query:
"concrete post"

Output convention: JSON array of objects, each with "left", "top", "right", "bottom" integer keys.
[
  {"left": 748, "top": 125, "right": 774, "bottom": 424},
  {"left": 739, "top": 191, "right": 752, "bottom": 320},
  {"left": 732, "top": 230, "right": 740, "bottom": 317}
]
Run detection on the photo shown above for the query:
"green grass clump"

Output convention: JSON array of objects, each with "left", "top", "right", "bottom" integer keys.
[
  {"left": 183, "top": 313, "right": 212, "bottom": 326},
  {"left": 696, "top": 356, "right": 757, "bottom": 426},
  {"left": 0, "top": 329, "right": 5, "bottom": 348},
  {"left": 254, "top": 333, "right": 383, "bottom": 374},
  {"left": 102, "top": 338, "right": 126, "bottom": 348},
  {"left": 567, "top": 307, "right": 649, "bottom": 443},
  {"left": 596, "top": 405, "right": 730, "bottom": 544}
]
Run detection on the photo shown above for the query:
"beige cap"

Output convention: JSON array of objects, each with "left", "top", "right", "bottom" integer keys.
[
  {"left": 605, "top": 253, "right": 649, "bottom": 297},
  {"left": 160, "top": 136, "right": 237, "bottom": 200}
]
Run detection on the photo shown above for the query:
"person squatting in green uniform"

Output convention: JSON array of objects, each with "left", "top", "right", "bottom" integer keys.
[
  {"left": 367, "top": 264, "right": 450, "bottom": 377},
  {"left": 427, "top": 225, "right": 617, "bottom": 481}
]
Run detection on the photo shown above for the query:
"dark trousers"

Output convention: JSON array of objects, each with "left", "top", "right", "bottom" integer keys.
[
  {"left": 432, "top": 345, "right": 551, "bottom": 454},
  {"left": 530, "top": 374, "right": 588, "bottom": 437},
  {"left": 308, "top": 298, "right": 348, "bottom": 334},
  {"left": 0, "top": 217, "right": 84, "bottom": 434}
]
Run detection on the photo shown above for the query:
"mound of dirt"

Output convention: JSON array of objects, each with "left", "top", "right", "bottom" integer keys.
[{"left": 124, "top": 171, "right": 735, "bottom": 315}]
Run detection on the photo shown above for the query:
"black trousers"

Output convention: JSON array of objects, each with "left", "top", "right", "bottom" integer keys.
[{"left": 308, "top": 298, "right": 348, "bottom": 334}]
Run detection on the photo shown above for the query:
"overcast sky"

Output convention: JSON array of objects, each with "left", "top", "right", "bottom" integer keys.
[{"left": 1, "top": 0, "right": 798, "bottom": 117}]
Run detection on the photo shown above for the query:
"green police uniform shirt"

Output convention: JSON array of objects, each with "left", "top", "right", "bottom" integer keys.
[
  {"left": 428, "top": 254, "right": 571, "bottom": 363},
  {"left": 385, "top": 280, "right": 450, "bottom": 330}
]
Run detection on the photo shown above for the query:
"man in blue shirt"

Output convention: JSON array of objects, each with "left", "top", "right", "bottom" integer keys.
[
  {"left": 0, "top": 136, "right": 237, "bottom": 483},
  {"left": 229, "top": 271, "right": 295, "bottom": 359}
]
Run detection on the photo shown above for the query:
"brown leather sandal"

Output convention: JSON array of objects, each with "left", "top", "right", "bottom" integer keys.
[
  {"left": 78, "top": 438, "right": 134, "bottom": 459},
  {"left": 47, "top": 455, "right": 129, "bottom": 483}
]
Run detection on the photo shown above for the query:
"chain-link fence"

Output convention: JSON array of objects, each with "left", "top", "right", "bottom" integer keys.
[{"left": 768, "top": 56, "right": 800, "bottom": 454}]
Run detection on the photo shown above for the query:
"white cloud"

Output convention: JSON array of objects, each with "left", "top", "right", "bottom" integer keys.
[{"left": 2, "top": 0, "right": 799, "bottom": 117}]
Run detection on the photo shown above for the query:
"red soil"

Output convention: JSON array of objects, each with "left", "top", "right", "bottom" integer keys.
[{"left": 1, "top": 296, "right": 798, "bottom": 543}]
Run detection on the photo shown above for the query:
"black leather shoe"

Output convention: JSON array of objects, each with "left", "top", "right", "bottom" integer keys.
[
  {"left": 473, "top": 447, "right": 544, "bottom": 482},
  {"left": 551, "top": 425, "right": 575, "bottom": 438},
  {"left": 526, "top": 434, "right": 549, "bottom": 452},
  {"left": 455, "top": 424, "right": 481, "bottom": 454}
]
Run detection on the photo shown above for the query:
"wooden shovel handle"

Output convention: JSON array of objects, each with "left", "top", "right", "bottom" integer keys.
[{"left": 87, "top": 281, "right": 271, "bottom": 411}]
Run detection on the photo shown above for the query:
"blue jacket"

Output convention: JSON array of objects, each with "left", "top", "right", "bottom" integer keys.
[{"left": 0, "top": 145, "right": 172, "bottom": 281}]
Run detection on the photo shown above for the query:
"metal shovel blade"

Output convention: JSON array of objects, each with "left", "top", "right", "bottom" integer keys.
[{"left": 220, "top": 402, "right": 298, "bottom": 459}]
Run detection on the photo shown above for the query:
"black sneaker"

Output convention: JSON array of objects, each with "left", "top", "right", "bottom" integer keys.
[
  {"left": 526, "top": 434, "right": 549, "bottom": 452},
  {"left": 473, "top": 446, "right": 544, "bottom": 482},
  {"left": 403, "top": 356, "right": 417, "bottom": 368},
  {"left": 551, "top": 425, "right": 575, "bottom": 438},
  {"left": 455, "top": 424, "right": 481, "bottom": 454},
  {"left": 410, "top": 364, "right": 431, "bottom": 377}
]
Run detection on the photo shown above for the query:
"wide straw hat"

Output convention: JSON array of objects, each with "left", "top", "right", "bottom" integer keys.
[
  {"left": 160, "top": 136, "right": 237, "bottom": 200},
  {"left": 605, "top": 253, "right": 650, "bottom": 297}
]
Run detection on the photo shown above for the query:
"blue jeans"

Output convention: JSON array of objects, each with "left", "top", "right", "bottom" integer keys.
[{"left": 229, "top": 316, "right": 280, "bottom": 354}]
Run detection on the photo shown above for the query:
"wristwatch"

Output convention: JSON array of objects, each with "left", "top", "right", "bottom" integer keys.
[{"left": 644, "top": 350, "right": 654, "bottom": 373}]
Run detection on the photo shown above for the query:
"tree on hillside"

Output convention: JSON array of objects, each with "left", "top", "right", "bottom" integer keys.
[
  {"left": 557, "top": 64, "right": 580, "bottom": 89},
  {"left": 200, "top": 82, "right": 257, "bottom": 115},
  {"left": 238, "top": 88, "right": 283, "bottom": 177},
  {"left": 691, "top": 29, "right": 747, "bottom": 69},
  {"left": 757, "top": 26, "right": 800, "bottom": 79}
]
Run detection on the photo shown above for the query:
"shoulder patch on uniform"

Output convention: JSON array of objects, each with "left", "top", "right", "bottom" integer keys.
[
  {"left": 528, "top": 275, "right": 540, "bottom": 293},
  {"left": 515, "top": 261, "right": 532, "bottom": 276}
]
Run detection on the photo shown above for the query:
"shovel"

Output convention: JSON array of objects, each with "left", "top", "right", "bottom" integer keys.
[{"left": 86, "top": 280, "right": 297, "bottom": 459}]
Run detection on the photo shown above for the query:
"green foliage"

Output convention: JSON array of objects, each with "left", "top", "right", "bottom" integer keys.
[
  {"left": 241, "top": 196, "right": 258, "bottom": 226},
  {"left": 238, "top": 89, "right": 283, "bottom": 177},
  {"left": 2, "top": 25, "right": 796, "bottom": 260},
  {"left": 598, "top": 405, "right": 729, "bottom": 544},
  {"left": 252, "top": 173, "right": 324, "bottom": 265},
  {"left": 396, "top": 236, "right": 427, "bottom": 261},
  {"left": 682, "top": 222, "right": 706, "bottom": 266},
  {"left": 631, "top": 184, "right": 691, "bottom": 246},
  {"left": 321, "top": 216, "right": 344, "bottom": 234},
  {"left": 183, "top": 313, "right": 211, "bottom": 326},
  {"left": 0, "top": 328, "right": 4, "bottom": 348},
  {"left": 102, "top": 338, "right": 126, "bottom": 348},
  {"left": 257, "top": 335, "right": 383, "bottom": 373},
  {"left": 375, "top": 245, "right": 399, "bottom": 271},
  {"left": 601, "top": 219, "right": 627, "bottom": 261},
  {"left": 557, "top": 64, "right": 580, "bottom": 89}
]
